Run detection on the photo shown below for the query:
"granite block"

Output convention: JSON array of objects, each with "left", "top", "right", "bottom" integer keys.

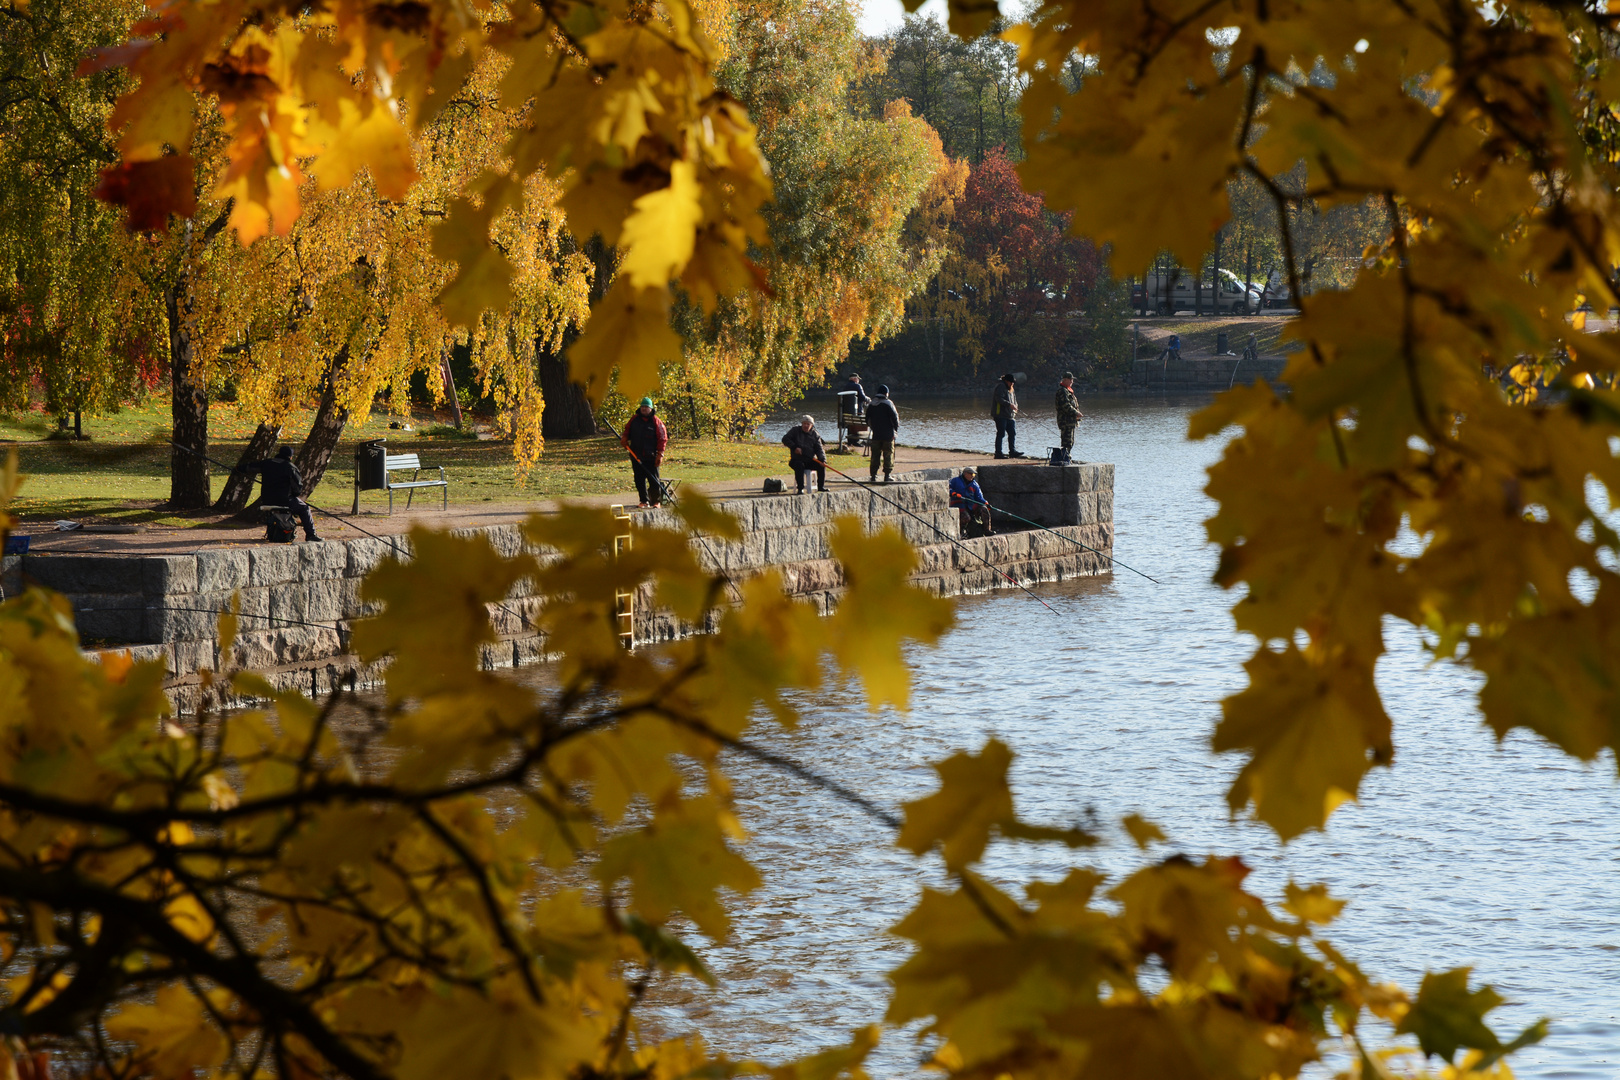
[
  {"left": 250, "top": 543, "right": 303, "bottom": 587},
  {"left": 142, "top": 555, "right": 198, "bottom": 595},
  {"left": 196, "top": 549, "right": 251, "bottom": 592}
]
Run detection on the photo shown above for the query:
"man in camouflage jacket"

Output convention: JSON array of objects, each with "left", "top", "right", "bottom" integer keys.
[{"left": 1055, "top": 371, "right": 1085, "bottom": 454}]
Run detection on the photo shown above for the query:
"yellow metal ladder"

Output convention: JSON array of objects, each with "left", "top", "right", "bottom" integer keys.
[{"left": 611, "top": 505, "right": 634, "bottom": 648}]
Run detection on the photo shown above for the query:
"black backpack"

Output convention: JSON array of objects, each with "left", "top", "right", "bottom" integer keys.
[{"left": 264, "top": 508, "right": 298, "bottom": 543}]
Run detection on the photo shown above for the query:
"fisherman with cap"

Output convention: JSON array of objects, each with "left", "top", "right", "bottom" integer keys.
[
  {"left": 237, "top": 446, "right": 320, "bottom": 542},
  {"left": 1054, "top": 371, "right": 1085, "bottom": 455},
  {"left": 838, "top": 371, "right": 870, "bottom": 415},
  {"left": 782, "top": 414, "right": 828, "bottom": 494},
  {"left": 620, "top": 397, "right": 668, "bottom": 508},
  {"left": 949, "top": 466, "right": 993, "bottom": 538},
  {"left": 865, "top": 384, "right": 899, "bottom": 482},
  {"left": 991, "top": 373, "right": 1023, "bottom": 458}
]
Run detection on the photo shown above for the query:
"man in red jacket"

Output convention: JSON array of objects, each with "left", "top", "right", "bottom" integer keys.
[{"left": 620, "top": 397, "right": 668, "bottom": 508}]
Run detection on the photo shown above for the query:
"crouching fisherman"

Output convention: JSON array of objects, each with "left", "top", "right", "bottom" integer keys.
[
  {"left": 238, "top": 446, "right": 321, "bottom": 542},
  {"left": 949, "top": 466, "right": 993, "bottom": 538}
]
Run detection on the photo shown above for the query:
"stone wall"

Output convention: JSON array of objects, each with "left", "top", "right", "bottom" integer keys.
[
  {"left": 1127, "top": 354, "right": 1288, "bottom": 394},
  {"left": 1, "top": 464, "right": 1114, "bottom": 709}
]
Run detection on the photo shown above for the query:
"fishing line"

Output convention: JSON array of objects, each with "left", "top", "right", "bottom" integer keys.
[
  {"left": 167, "top": 440, "right": 536, "bottom": 631},
  {"left": 619, "top": 441, "right": 743, "bottom": 604},
  {"left": 69, "top": 604, "right": 350, "bottom": 635},
  {"left": 818, "top": 460, "right": 1061, "bottom": 616},
  {"left": 953, "top": 494, "right": 1160, "bottom": 584}
]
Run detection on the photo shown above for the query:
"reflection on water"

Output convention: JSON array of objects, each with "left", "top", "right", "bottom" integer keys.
[{"left": 649, "top": 396, "right": 1620, "bottom": 1077}]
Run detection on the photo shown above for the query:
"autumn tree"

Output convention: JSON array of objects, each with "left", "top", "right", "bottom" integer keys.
[
  {"left": 641, "top": 0, "right": 948, "bottom": 437},
  {"left": 0, "top": 0, "right": 165, "bottom": 433}
]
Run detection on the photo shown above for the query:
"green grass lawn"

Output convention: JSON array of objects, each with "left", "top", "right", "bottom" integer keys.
[{"left": 0, "top": 400, "right": 782, "bottom": 525}]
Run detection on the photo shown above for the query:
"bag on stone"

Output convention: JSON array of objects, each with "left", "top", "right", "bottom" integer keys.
[
  {"left": 264, "top": 508, "right": 298, "bottom": 543},
  {"left": 763, "top": 478, "right": 785, "bottom": 494},
  {"left": 1047, "top": 447, "right": 1072, "bottom": 466}
]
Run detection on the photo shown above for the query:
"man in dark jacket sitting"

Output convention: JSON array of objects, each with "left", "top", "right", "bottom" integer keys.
[
  {"left": 241, "top": 446, "right": 320, "bottom": 541},
  {"left": 865, "top": 385, "right": 899, "bottom": 482},
  {"left": 782, "top": 415, "right": 827, "bottom": 494}
]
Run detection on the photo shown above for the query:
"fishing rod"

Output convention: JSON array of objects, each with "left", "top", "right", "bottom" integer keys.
[
  {"left": 168, "top": 440, "right": 405, "bottom": 554},
  {"left": 818, "top": 460, "right": 1061, "bottom": 617},
  {"left": 952, "top": 493, "right": 1160, "bottom": 585},
  {"left": 168, "top": 439, "right": 541, "bottom": 630}
]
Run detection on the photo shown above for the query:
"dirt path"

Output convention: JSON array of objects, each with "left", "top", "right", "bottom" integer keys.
[{"left": 7, "top": 443, "right": 1005, "bottom": 557}]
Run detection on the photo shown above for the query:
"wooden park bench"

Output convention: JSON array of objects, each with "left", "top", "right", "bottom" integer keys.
[{"left": 352, "top": 452, "right": 448, "bottom": 513}]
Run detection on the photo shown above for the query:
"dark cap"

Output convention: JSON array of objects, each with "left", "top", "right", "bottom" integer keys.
[
  {"left": 1061, "top": 371, "right": 1075, "bottom": 380},
  {"left": 877, "top": 384, "right": 890, "bottom": 395},
  {"left": 849, "top": 372, "right": 861, "bottom": 379},
  {"left": 1000, "top": 372, "right": 1015, "bottom": 382},
  {"left": 275, "top": 446, "right": 293, "bottom": 460}
]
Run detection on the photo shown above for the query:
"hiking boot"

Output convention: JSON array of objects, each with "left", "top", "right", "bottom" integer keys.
[
  {"left": 883, "top": 473, "right": 892, "bottom": 482},
  {"left": 305, "top": 535, "right": 323, "bottom": 543},
  {"left": 994, "top": 453, "right": 1007, "bottom": 460},
  {"left": 1009, "top": 450, "right": 1027, "bottom": 458}
]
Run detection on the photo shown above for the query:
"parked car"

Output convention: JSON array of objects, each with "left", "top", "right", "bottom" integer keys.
[{"left": 1138, "top": 269, "right": 1257, "bottom": 314}]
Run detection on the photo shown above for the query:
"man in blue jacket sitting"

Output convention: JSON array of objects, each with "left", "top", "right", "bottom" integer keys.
[{"left": 949, "top": 466, "right": 993, "bottom": 538}]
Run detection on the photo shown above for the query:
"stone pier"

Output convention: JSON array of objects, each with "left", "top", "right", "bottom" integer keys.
[{"left": 1, "top": 462, "right": 1114, "bottom": 709}]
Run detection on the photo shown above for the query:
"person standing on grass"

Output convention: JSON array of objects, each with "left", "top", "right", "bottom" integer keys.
[
  {"left": 620, "top": 397, "right": 668, "bottom": 508},
  {"left": 239, "top": 446, "right": 320, "bottom": 542},
  {"left": 866, "top": 385, "right": 899, "bottom": 482},
  {"left": 782, "top": 414, "right": 827, "bottom": 494},
  {"left": 1054, "top": 372, "right": 1085, "bottom": 456},
  {"left": 991, "top": 373, "right": 1022, "bottom": 458}
]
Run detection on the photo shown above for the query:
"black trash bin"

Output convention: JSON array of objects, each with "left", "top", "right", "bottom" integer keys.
[
  {"left": 356, "top": 439, "right": 387, "bottom": 490},
  {"left": 1216, "top": 330, "right": 1230, "bottom": 355}
]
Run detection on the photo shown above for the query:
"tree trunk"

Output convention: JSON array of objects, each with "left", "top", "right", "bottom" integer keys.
[
  {"left": 166, "top": 259, "right": 211, "bottom": 509},
  {"left": 1243, "top": 243, "right": 1255, "bottom": 316},
  {"left": 215, "top": 422, "right": 283, "bottom": 512},
  {"left": 441, "top": 340, "right": 463, "bottom": 430},
  {"left": 538, "top": 350, "right": 598, "bottom": 439},
  {"left": 1211, "top": 231, "right": 1224, "bottom": 313},
  {"left": 294, "top": 346, "right": 351, "bottom": 499},
  {"left": 1193, "top": 270, "right": 1204, "bottom": 316}
]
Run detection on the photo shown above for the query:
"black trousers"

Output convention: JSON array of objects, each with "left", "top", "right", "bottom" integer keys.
[
  {"left": 632, "top": 459, "right": 661, "bottom": 504},
  {"left": 793, "top": 461, "right": 826, "bottom": 492},
  {"left": 994, "top": 415, "right": 1017, "bottom": 455}
]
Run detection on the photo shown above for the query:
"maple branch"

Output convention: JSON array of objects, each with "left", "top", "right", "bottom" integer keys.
[
  {"left": 416, "top": 806, "right": 546, "bottom": 1005},
  {"left": 0, "top": 864, "right": 389, "bottom": 1080}
]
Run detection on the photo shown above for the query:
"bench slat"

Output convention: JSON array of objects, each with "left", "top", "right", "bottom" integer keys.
[
  {"left": 384, "top": 455, "right": 422, "bottom": 468},
  {"left": 388, "top": 480, "right": 448, "bottom": 489}
]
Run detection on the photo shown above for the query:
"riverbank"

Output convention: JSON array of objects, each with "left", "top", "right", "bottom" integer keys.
[{"left": 2, "top": 453, "right": 1115, "bottom": 710}]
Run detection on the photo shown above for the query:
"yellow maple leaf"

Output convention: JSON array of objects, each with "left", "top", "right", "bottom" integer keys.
[
  {"left": 618, "top": 160, "right": 704, "bottom": 290},
  {"left": 897, "top": 738, "right": 1014, "bottom": 871},
  {"left": 1214, "top": 644, "right": 1392, "bottom": 840},
  {"left": 566, "top": 278, "right": 683, "bottom": 404}
]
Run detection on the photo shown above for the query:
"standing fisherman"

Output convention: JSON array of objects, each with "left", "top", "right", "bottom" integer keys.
[
  {"left": 992, "top": 373, "right": 1023, "bottom": 459},
  {"left": 1054, "top": 371, "right": 1085, "bottom": 456},
  {"left": 620, "top": 397, "right": 668, "bottom": 508},
  {"left": 866, "top": 384, "right": 899, "bottom": 482}
]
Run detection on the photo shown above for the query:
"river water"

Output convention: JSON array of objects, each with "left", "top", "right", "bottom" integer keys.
[{"left": 640, "top": 394, "right": 1619, "bottom": 1078}]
